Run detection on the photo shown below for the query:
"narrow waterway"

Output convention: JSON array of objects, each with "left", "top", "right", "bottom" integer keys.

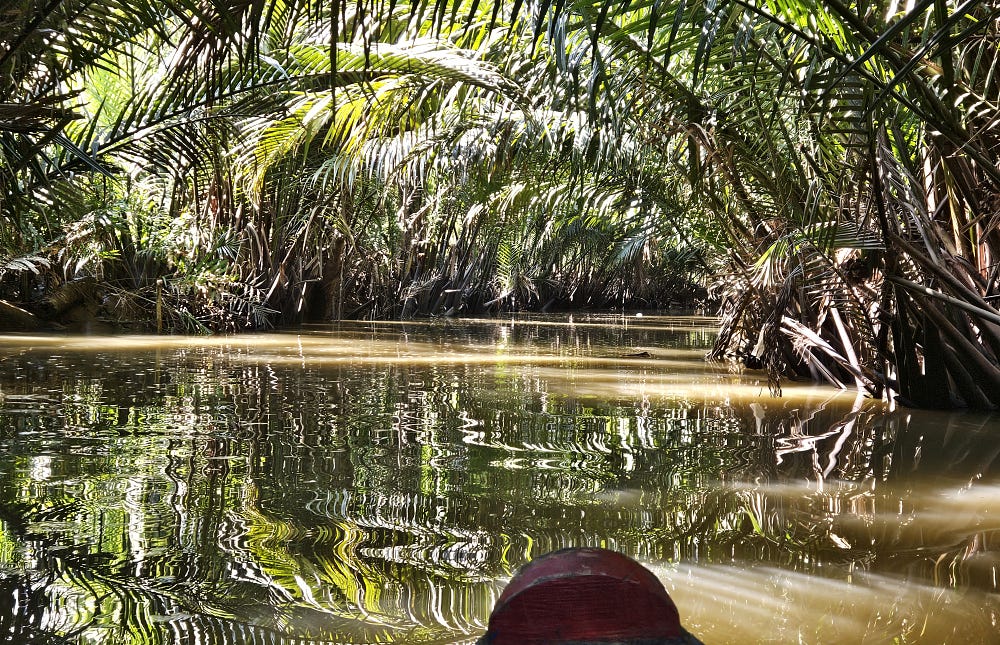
[{"left": 0, "top": 315, "right": 997, "bottom": 643}]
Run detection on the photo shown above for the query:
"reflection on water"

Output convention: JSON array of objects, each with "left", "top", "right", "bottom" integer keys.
[{"left": 0, "top": 314, "right": 997, "bottom": 643}]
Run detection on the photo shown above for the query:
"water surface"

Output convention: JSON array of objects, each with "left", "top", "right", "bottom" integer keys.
[{"left": 0, "top": 315, "right": 997, "bottom": 643}]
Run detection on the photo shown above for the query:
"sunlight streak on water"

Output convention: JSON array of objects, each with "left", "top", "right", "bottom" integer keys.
[{"left": 655, "top": 563, "right": 1000, "bottom": 644}]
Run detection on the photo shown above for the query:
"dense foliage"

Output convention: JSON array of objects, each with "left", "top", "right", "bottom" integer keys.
[{"left": 1, "top": 0, "right": 999, "bottom": 408}]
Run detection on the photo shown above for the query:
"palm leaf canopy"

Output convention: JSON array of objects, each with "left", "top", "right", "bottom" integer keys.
[{"left": 1, "top": 0, "right": 999, "bottom": 406}]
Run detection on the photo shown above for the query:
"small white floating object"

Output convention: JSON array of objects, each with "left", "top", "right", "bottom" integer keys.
[{"left": 635, "top": 312, "right": 643, "bottom": 317}]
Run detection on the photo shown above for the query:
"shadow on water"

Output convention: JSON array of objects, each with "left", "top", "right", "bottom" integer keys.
[{"left": 0, "top": 315, "right": 997, "bottom": 643}]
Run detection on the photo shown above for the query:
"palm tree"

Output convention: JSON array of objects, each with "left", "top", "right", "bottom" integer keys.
[
  {"left": 4, "top": 0, "right": 999, "bottom": 407},
  {"left": 514, "top": 0, "right": 1000, "bottom": 408}
]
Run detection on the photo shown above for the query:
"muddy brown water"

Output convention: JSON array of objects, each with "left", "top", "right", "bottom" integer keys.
[{"left": 0, "top": 315, "right": 997, "bottom": 643}]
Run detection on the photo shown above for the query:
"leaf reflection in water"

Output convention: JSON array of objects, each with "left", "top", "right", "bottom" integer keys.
[{"left": 0, "top": 316, "right": 997, "bottom": 643}]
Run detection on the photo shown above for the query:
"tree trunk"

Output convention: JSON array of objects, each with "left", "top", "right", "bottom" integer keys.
[{"left": 0, "top": 299, "right": 46, "bottom": 331}]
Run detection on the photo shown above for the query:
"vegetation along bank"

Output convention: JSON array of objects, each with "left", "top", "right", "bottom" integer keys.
[{"left": 1, "top": 0, "right": 998, "bottom": 408}]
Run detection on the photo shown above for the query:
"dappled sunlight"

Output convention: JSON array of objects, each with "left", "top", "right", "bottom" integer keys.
[{"left": 3, "top": 0, "right": 999, "bottom": 636}]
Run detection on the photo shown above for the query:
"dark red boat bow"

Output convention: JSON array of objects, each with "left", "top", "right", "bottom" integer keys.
[{"left": 479, "top": 548, "right": 703, "bottom": 645}]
